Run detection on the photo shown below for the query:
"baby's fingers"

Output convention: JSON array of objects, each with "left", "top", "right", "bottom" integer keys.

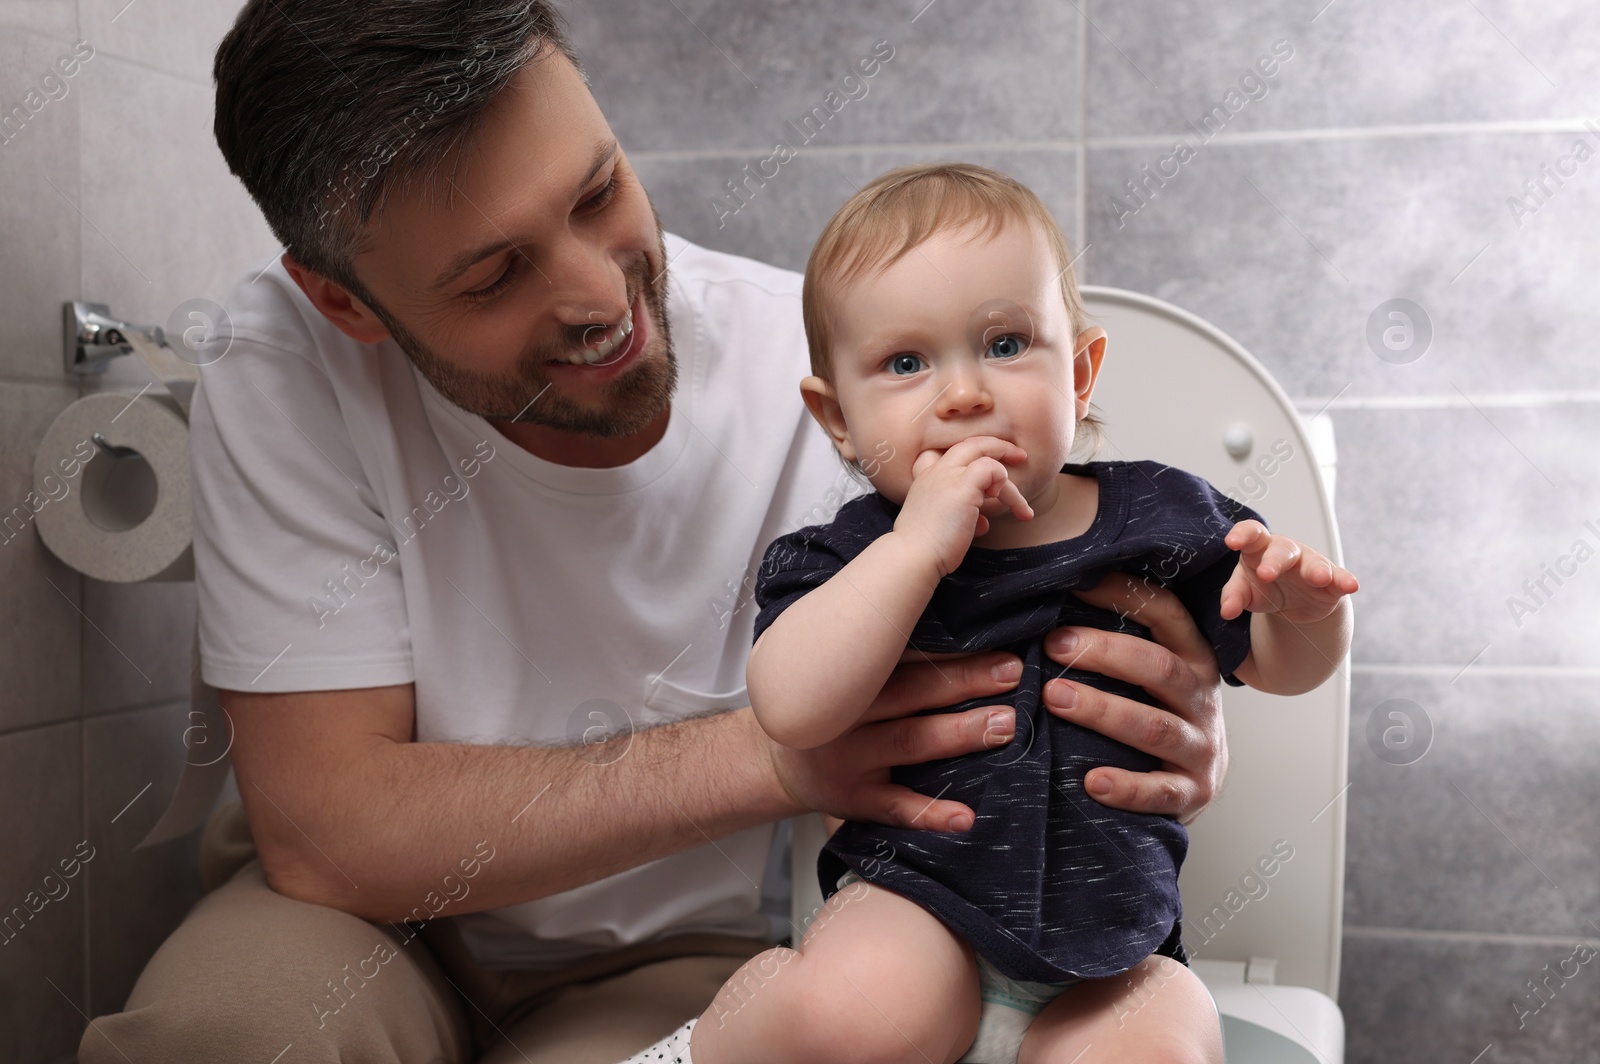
[
  {"left": 1293, "top": 547, "right": 1338, "bottom": 587},
  {"left": 1255, "top": 536, "right": 1301, "bottom": 581},
  {"left": 995, "top": 477, "right": 1033, "bottom": 522},
  {"left": 1224, "top": 520, "right": 1272, "bottom": 554},
  {"left": 1218, "top": 562, "right": 1252, "bottom": 620}
]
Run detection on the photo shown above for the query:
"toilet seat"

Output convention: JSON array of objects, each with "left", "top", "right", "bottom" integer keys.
[{"left": 1195, "top": 959, "right": 1344, "bottom": 1063}]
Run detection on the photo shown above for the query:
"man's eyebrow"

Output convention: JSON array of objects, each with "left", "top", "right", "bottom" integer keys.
[{"left": 428, "top": 138, "right": 619, "bottom": 293}]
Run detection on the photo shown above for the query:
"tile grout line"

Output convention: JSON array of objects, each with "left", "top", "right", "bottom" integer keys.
[
  {"left": 1075, "top": 0, "right": 1089, "bottom": 270},
  {"left": 1352, "top": 663, "right": 1600, "bottom": 679},
  {"left": 1296, "top": 391, "right": 1600, "bottom": 411},
  {"left": 78, "top": 28, "right": 92, "bottom": 1004},
  {"left": 1344, "top": 924, "right": 1600, "bottom": 948},
  {"left": 625, "top": 116, "right": 1600, "bottom": 164},
  {"left": 80, "top": 698, "right": 91, "bottom": 1020},
  {"left": 0, "top": 698, "right": 195, "bottom": 744}
]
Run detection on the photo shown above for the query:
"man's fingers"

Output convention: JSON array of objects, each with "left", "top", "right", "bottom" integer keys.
[
  {"left": 1044, "top": 677, "right": 1205, "bottom": 765},
  {"left": 860, "top": 783, "right": 976, "bottom": 832},
  {"left": 1066, "top": 574, "right": 1221, "bottom": 687},
  {"left": 1081, "top": 767, "right": 1199, "bottom": 820},
  {"left": 853, "top": 702, "right": 1016, "bottom": 778},
  {"left": 866, "top": 652, "right": 1019, "bottom": 723}
]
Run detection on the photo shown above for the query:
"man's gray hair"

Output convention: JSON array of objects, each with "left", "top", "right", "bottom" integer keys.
[{"left": 213, "top": 0, "right": 584, "bottom": 305}]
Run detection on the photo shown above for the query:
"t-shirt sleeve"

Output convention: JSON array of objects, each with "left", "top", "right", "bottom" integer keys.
[
  {"left": 1167, "top": 479, "right": 1268, "bottom": 689},
  {"left": 750, "top": 526, "right": 851, "bottom": 645},
  {"left": 190, "top": 334, "right": 413, "bottom": 692}
]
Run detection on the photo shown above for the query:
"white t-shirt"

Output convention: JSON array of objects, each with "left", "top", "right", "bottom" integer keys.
[{"left": 191, "top": 233, "right": 861, "bottom": 969}]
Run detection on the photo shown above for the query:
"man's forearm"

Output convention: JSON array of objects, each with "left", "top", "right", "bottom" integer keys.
[{"left": 268, "top": 706, "right": 801, "bottom": 922}]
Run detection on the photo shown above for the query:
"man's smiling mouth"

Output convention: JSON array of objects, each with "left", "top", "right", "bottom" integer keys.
[{"left": 550, "top": 292, "right": 638, "bottom": 366}]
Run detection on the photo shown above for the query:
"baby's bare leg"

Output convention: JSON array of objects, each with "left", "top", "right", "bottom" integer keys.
[
  {"left": 691, "top": 879, "right": 982, "bottom": 1064},
  {"left": 1018, "top": 955, "right": 1223, "bottom": 1064}
]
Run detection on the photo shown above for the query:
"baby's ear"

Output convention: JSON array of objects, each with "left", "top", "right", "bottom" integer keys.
[
  {"left": 1072, "top": 326, "right": 1108, "bottom": 416},
  {"left": 799, "top": 376, "right": 859, "bottom": 463}
]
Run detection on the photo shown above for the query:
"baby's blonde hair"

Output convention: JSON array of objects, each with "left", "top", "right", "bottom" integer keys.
[{"left": 801, "top": 162, "right": 1102, "bottom": 457}]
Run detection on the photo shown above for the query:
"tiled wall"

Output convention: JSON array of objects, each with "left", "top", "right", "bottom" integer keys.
[
  {"left": 0, "top": 1, "right": 274, "bottom": 1060},
  {"left": 3, "top": 0, "right": 1594, "bottom": 1061},
  {"left": 567, "top": 1, "right": 1600, "bottom": 1061}
]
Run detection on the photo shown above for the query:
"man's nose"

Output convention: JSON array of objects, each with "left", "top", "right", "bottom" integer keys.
[{"left": 547, "top": 237, "right": 631, "bottom": 327}]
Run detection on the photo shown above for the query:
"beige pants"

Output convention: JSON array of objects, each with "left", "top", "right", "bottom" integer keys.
[{"left": 78, "top": 801, "right": 772, "bottom": 1063}]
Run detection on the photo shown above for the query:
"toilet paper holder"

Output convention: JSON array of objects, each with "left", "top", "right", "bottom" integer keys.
[{"left": 63, "top": 300, "right": 168, "bottom": 375}]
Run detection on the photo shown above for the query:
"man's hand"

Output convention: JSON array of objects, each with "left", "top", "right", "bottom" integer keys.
[
  {"left": 1041, "top": 572, "right": 1229, "bottom": 825},
  {"left": 765, "top": 649, "right": 1022, "bottom": 832}
]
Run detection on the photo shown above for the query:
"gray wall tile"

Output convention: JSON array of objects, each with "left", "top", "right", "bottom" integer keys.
[
  {"left": 82, "top": 579, "right": 194, "bottom": 717},
  {"left": 1333, "top": 405, "right": 1600, "bottom": 669},
  {"left": 84, "top": 702, "right": 204, "bottom": 1016},
  {"left": 1345, "top": 671, "right": 1600, "bottom": 937},
  {"left": 634, "top": 145, "right": 1079, "bottom": 274},
  {"left": 77, "top": 0, "right": 239, "bottom": 85},
  {"left": 1339, "top": 931, "right": 1600, "bottom": 1064},
  {"left": 0, "top": 381, "right": 83, "bottom": 734},
  {"left": 1087, "top": 0, "right": 1593, "bottom": 136},
  {"left": 0, "top": 722, "right": 87, "bottom": 1064},
  {"left": 76, "top": 53, "right": 278, "bottom": 397},
  {"left": 567, "top": 0, "right": 1078, "bottom": 153},
  {"left": 0, "top": 28, "right": 84, "bottom": 381},
  {"left": 1, "top": 0, "right": 79, "bottom": 39},
  {"left": 1084, "top": 134, "right": 1600, "bottom": 400}
]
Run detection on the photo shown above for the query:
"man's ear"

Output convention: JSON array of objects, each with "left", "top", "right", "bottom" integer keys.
[
  {"left": 280, "top": 252, "right": 392, "bottom": 345},
  {"left": 1071, "top": 326, "right": 1108, "bottom": 419},
  {"left": 798, "top": 376, "right": 859, "bottom": 463}
]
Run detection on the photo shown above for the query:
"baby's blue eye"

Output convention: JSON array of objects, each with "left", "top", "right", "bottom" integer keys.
[
  {"left": 987, "top": 334, "right": 1026, "bottom": 359},
  {"left": 888, "top": 353, "right": 925, "bottom": 376}
]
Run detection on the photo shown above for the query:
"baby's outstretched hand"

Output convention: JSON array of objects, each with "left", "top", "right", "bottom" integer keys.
[{"left": 1220, "top": 520, "right": 1359, "bottom": 624}]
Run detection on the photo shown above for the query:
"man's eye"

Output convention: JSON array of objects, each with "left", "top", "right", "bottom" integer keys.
[
  {"left": 462, "top": 256, "right": 521, "bottom": 302},
  {"left": 888, "top": 353, "right": 925, "bottom": 376},
  {"left": 986, "top": 334, "right": 1027, "bottom": 359},
  {"left": 584, "top": 174, "right": 620, "bottom": 211}
]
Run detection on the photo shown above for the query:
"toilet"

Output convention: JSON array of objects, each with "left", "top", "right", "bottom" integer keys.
[{"left": 788, "top": 286, "right": 1349, "bottom": 1064}]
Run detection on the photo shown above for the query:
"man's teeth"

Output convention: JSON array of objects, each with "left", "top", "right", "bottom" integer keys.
[{"left": 558, "top": 312, "right": 634, "bottom": 365}]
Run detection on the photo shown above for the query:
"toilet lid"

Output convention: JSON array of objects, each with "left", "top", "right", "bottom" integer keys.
[{"left": 1080, "top": 286, "right": 1349, "bottom": 1000}]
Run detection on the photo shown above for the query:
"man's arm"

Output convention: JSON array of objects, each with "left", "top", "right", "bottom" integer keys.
[{"left": 225, "top": 663, "right": 1020, "bottom": 921}]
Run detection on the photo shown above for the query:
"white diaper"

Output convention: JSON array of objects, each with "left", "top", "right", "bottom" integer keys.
[
  {"left": 956, "top": 953, "right": 1080, "bottom": 1064},
  {"left": 833, "top": 870, "right": 1079, "bottom": 1064}
]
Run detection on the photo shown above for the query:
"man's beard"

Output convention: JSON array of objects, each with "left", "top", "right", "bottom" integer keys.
[{"left": 375, "top": 234, "right": 676, "bottom": 439}]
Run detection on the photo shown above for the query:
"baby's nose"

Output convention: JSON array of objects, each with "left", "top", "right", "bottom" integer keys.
[{"left": 937, "top": 368, "right": 992, "bottom": 415}]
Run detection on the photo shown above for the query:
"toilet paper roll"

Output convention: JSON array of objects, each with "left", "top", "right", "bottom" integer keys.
[{"left": 32, "top": 391, "right": 193, "bottom": 583}]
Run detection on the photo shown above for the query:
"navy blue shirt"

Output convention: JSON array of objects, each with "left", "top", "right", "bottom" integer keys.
[{"left": 753, "top": 460, "right": 1264, "bottom": 981}]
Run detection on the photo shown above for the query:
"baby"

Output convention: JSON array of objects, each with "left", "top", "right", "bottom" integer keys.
[{"left": 622, "top": 162, "right": 1357, "bottom": 1064}]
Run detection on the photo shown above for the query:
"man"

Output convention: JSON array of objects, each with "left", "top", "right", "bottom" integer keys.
[{"left": 80, "top": 3, "right": 1233, "bottom": 1062}]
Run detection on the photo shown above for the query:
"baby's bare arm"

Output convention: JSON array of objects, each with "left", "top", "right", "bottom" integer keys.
[
  {"left": 753, "top": 437, "right": 1033, "bottom": 750},
  {"left": 1234, "top": 599, "right": 1352, "bottom": 694},
  {"left": 748, "top": 530, "right": 945, "bottom": 749},
  {"left": 1222, "top": 520, "right": 1358, "bottom": 695}
]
